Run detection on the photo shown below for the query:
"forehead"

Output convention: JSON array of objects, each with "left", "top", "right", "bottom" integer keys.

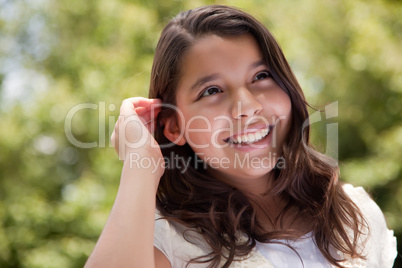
[
  {"left": 183, "top": 33, "right": 262, "bottom": 67},
  {"left": 176, "top": 34, "right": 263, "bottom": 89}
]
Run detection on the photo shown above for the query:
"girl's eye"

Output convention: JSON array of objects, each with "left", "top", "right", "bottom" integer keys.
[
  {"left": 253, "top": 71, "right": 272, "bottom": 81},
  {"left": 200, "top": 86, "right": 223, "bottom": 98}
]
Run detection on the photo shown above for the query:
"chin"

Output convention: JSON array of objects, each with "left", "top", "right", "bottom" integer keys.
[{"left": 229, "top": 166, "right": 274, "bottom": 180}]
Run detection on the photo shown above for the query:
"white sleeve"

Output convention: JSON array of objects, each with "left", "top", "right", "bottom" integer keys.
[
  {"left": 154, "top": 212, "right": 174, "bottom": 262},
  {"left": 153, "top": 211, "right": 211, "bottom": 268},
  {"left": 343, "top": 184, "right": 397, "bottom": 267}
]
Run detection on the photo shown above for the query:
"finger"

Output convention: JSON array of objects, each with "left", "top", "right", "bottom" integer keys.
[
  {"left": 120, "top": 99, "right": 139, "bottom": 117},
  {"left": 118, "top": 98, "right": 161, "bottom": 137},
  {"left": 136, "top": 106, "right": 162, "bottom": 125},
  {"left": 134, "top": 105, "right": 161, "bottom": 116},
  {"left": 120, "top": 98, "right": 162, "bottom": 118},
  {"left": 123, "top": 97, "right": 162, "bottom": 111}
]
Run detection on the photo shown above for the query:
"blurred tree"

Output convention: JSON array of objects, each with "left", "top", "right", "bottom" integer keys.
[{"left": 0, "top": 0, "right": 400, "bottom": 267}]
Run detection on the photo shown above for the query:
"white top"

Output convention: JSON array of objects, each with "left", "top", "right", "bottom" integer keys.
[
  {"left": 154, "top": 184, "right": 397, "bottom": 267},
  {"left": 255, "top": 233, "right": 331, "bottom": 268}
]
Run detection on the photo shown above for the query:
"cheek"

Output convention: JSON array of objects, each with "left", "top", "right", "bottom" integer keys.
[
  {"left": 182, "top": 113, "right": 214, "bottom": 147},
  {"left": 183, "top": 114, "right": 229, "bottom": 151},
  {"left": 272, "top": 90, "right": 292, "bottom": 123},
  {"left": 275, "top": 89, "right": 292, "bottom": 113},
  {"left": 283, "top": 95, "right": 292, "bottom": 125},
  {"left": 267, "top": 90, "right": 292, "bottom": 143},
  {"left": 279, "top": 95, "right": 292, "bottom": 132}
]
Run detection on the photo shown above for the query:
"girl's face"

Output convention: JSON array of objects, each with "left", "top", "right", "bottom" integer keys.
[{"left": 170, "top": 34, "right": 291, "bottom": 190}]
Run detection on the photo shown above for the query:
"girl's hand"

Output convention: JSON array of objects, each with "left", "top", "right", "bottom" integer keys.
[
  {"left": 111, "top": 97, "right": 163, "bottom": 175},
  {"left": 87, "top": 98, "right": 164, "bottom": 268}
]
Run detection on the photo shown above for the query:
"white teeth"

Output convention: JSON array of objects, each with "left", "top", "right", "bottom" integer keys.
[
  {"left": 247, "top": 133, "right": 255, "bottom": 142},
  {"left": 228, "top": 127, "right": 270, "bottom": 144}
]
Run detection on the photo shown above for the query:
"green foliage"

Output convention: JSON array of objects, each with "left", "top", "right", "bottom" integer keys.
[{"left": 0, "top": 0, "right": 400, "bottom": 267}]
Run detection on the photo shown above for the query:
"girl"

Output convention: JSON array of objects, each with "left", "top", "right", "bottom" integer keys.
[{"left": 86, "top": 5, "right": 397, "bottom": 268}]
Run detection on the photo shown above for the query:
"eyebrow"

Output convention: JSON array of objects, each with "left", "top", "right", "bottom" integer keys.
[
  {"left": 250, "top": 59, "right": 266, "bottom": 71},
  {"left": 189, "top": 74, "right": 220, "bottom": 93},
  {"left": 188, "top": 59, "right": 267, "bottom": 93}
]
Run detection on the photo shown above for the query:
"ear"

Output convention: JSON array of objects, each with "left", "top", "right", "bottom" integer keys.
[{"left": 163, "top": 116, "right": 186, "bottom": 146}]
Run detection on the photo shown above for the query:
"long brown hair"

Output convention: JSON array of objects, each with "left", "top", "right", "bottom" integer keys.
[{"left": 149, "top": 5, "right": 367, "bottom": 267}]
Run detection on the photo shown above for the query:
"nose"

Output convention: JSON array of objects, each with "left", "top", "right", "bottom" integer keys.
[{"left": 230, "top": 87, "right": 262, "bottom": 119}]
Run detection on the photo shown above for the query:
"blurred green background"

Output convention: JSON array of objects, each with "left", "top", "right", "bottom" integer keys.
[{"left": 0, "top": 0, "right": 400, "bottom": 267}]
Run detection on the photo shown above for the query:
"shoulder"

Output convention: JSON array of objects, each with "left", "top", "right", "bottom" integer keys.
[
  {"left": 342, "top": 183, "right": 391, "bottom": 233},
  {"left": 342, "top": 184, "right": 382, "bottom": 220},
  {"left": 342, "top": 184, "right": 397, "bottom": 267},
  {"left": 153, "top": 211, "right": 211, "bottom": 268}
]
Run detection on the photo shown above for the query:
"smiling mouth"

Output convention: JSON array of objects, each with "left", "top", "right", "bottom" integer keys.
[{"left": 224, "top": 125, "right": 274, "bottom": 145}]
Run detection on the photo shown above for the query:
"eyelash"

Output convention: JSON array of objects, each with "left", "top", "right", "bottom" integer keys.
[
  {"left": 198, "top": 86, "right": 223, "bottom": 99},
  {"left": 197, "top": 70, "right": 272, "bottom": 100},
  {"left": 253, "top": 70, "right": 272, "bottom": 81}
]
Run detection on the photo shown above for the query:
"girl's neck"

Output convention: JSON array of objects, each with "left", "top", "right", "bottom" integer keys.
[
  {"left": 208, "top": 167, "right": 275, "bottom": 196},
  {"left": 247, "top": 191, "right": 313, "bottom": 236},
  {"left": 208, "top": 168, "right": 313, "bottom": 235}
]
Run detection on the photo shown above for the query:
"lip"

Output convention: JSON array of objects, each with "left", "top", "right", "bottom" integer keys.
[
  {"left": 223, "top": 124, "right": 270, "bottom": 141},
  {"left": 224, "top": 124, "right": 276, "bottom": 152}
]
